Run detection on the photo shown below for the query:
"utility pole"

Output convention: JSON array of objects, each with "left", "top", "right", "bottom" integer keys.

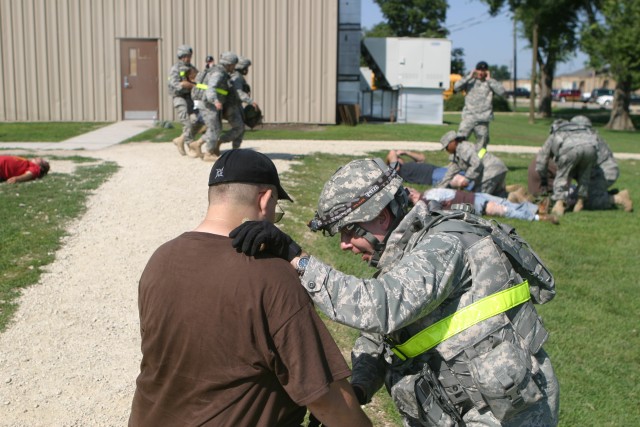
[
  {"left": 529, "top": 20, "right": 538, "bottom": 124},
  {"left": 513, "top": 16, "right": 517, "bottom": 110}
]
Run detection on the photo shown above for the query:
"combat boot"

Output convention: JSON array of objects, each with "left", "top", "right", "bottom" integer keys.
[
  {"left": 613, "top": 189, "right": 633, "bottom": 212},
  {"left": 551, "top": 200, "right": 565, "bottom": 216},
  {"left": 506, "top": 184, "right": 525, "bottom": 193},
  {"left": 172, "top": 135, "right": 186, "bottom": 156},
  {"left": 187, "top": 138, "right": 204, "bottom": 158},
  {"left": 538, "top": 213, "right": 559, "bottom": 225},
  {"left": 573, "top": 197, "right": 585, "bottom": 212},
  {"left": 202, "top": 152, "right": 218, "bottom": 162},
  {"left": 507, "top": 187, "right": 531, "bottom": 203}
]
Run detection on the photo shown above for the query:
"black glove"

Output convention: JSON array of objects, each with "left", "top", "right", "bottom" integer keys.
[
  {"left": 308, "top": 412, "right": 322, "bottom": 427},
  {"left": 229, "top": 220, "right": 301, "bottom": 261},
  {"left": 352, "top": 384, "right": 368, "bottom": 405}
]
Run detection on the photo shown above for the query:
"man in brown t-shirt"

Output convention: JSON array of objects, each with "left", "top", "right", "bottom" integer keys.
[{"left": 129, "top": 149, "right": 370, "bottom": 427}]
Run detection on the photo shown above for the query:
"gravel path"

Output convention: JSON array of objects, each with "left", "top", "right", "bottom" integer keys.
[{"left": 0, "top": 139, "right": 429, "bottom": 426}]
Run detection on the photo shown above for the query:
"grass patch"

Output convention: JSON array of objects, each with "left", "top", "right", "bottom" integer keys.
[
  {"left": 0, "top": 156, "right": 118, "bottom": 330},
  {"left": 278, "top": 151, "right": 639, "bottom": 426},
  {"left": 0, "top": 122, "right": 110, "bottom": 142},
  {"left": 127, "top": 111, "right": 640, "bottom": 154}
]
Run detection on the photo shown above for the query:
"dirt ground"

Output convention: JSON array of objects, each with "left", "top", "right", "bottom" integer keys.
[{"left": 0, "top": 139, "right": 444, "bottom": 426}]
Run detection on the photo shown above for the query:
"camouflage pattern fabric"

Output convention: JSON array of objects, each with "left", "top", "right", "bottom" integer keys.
[
  {"left": 301, "top": 201, "right": 559, "bottom": 426},
  {"left": 168, "top": 61, "right": 196, "bottom": 144},
  {"left": 438, "top": 141, "right": 508, "bottom": 196},
  {"left": 595, "top": 135, "right": 619, "bottom": 186},
  {"left": 535, "top": 124, "right": 598, "bottom": 201},
  {"left": 167, "top": 61, "right": 194, "bottom": 97},
  {"left": 454, "top": 72, "right": 505, "bottom": 149},
  {"left": 230, "top": 71, "right": 253, "bottom": 105}
]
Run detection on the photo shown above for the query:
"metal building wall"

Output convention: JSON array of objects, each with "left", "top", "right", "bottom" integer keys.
[{"left": 0, "top": 0, "right": 338, "bottom": 123}]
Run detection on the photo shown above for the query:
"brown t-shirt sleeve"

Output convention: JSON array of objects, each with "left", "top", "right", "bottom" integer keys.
[{"left": 271, "top": 301, "right": 351, "bottom": 407}]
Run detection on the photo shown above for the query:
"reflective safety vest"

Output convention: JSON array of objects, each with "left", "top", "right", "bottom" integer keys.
[
  {"left": 388, "top": 281, "right": 530, "bottom": 361},
  {"left": 478, "top": 147, "right": 487, "bottom": 159}
]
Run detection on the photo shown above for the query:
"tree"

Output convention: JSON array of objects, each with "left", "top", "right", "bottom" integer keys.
[
  {"left": 374, "top": 0, "right": 448, "bottom": 37},
  {"left": 482, "top": 0, "right": 594, "bottom": 119},
  {"left": 582, "top": 0, "right": 640, "bottom": 130},
  {"left": 489, "top": 65, "right": 511, "bottom": 81},
  {"left": 451, "top": 48, "right": 466, "bottom": 75},
  {"left": 363, "top": 22, "right": 395, "bottom": 38}
]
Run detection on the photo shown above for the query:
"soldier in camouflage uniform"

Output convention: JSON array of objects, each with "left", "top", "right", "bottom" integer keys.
[
  {"left": 167, "top": 45, "right": 197, "bottom": 156},
  {"left": 568, "top": 116, "right": 633, "bottom": 212},
  {"left": 229, "top": 158, "right": 559, "bottom": 426},
  {"left": 438, "top": 131, "right": 509, "bottom": 197},
  {"left": 535, "top": 119, "right": 598, "bottom": 215},
  {"left": 197, "top": 52, "right": 244, "bottom": 162},
  {"left": 454, "top": 61, "right": 506, "bottom": 150},
  {"left": 226, "top": 56, "right": 256, "bottom": 149}
]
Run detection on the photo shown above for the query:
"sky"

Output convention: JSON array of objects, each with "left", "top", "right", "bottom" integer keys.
[{"left": 361, "top": 0, "right": 589, "bottom": 77}]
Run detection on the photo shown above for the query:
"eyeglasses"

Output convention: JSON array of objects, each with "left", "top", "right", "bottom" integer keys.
[{"left": 274, "top": 203, "right": 285, "bottom": 223}]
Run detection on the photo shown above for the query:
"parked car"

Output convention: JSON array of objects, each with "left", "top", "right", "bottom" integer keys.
[
  {"left": 581, "top": 91, "right": 592, "bottom": 102},
  {"left": 506, "top": 87, "right": 530, "bottom": 98},
  {"left": 557, "top": 89, "right": 582, "bottom": 102},
  {"left": 590, "top": 88, "right": 614, "bottom": 103},
  {"left": 551, "top": 89, "right": 561, "bottom": 101},
  {"left": 597, "top": 94, "right": 614, "bottom": 107}
]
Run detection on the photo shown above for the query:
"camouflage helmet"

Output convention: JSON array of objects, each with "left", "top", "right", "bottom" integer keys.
[
  {"left": 176, "top": 44, "right": 193, "bottom": 59},
  {"left": 236, "top": 56, "right": 252, "bottom": 71},
  {"left": 219, "top": 51, "right": 239, "bottom": 66},
  {"left": 440, "top": 130, "right": 458, "bottom": 149},
  {"left": 550, "top": 119, "right": 569, "bottom": 134},
  {"left": 570, "top": 115, "right": 592, "bottom": 127},
  {"left": 308, "top": 158, "right": 404, "bottom": 236}
]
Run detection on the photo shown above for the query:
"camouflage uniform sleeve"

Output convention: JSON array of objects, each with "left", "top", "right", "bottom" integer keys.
[
  {"left": 300, "top": 232, "right": 467, "bottom": 334},
  {"left": 454, "top": 72, "right": 473, "bottom": 93},
  {"left": 231, "top": 74, "right": 253, "bottom": 104},
  {"left": 487, "top": 78, "right": 506, "bottom": 97},
  {"left": 350, "top": 332, "right": 387, "bottom": 403},
  {"left": 458, "top": 142, "right": 483, "bottom": 181},
  {"left": 436, "top": 162, "right": 462, "bottom": 188},
  {"left": 535, "top": 135, "right": 554, "bottom": 179}
]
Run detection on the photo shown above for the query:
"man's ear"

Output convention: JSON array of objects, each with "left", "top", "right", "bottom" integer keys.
[
  {"left": 258, "top": 188, "right": 273, "bottom": 216},
  {"left": 378, "top": 207, "right": 393, "bottom": 230}
]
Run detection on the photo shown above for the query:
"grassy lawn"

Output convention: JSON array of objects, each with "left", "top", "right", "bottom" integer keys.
[
  {"left": 0, "top": 122, "right": 110, "bottom": 142},
  {"left": 125, "top": 111, "right": 640, "bottom": 154},
  {"left": 0, "top": 156, "right": 118, "bottom": 330},
  {"left": 278, "top": 151, "right": 639, "bottom": 426}
]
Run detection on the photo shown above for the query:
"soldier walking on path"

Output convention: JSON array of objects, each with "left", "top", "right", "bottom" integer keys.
[
  {"left": 168, "top": 45, "right": 197, "bottom": 156},
  {"left": 454, "top": 61, "right": 506, "bottom": 150}
]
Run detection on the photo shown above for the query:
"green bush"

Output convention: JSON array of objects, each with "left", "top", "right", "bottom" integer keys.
[
  {"left": 492, "top": 95, "right": 512, "bottom": 112},
  {"left": 444, "top": 93, "right": 465, "bottom": 111}
]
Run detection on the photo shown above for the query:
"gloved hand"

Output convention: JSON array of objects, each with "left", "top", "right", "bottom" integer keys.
[
  {"left": 352, "top": 384, "right": 368, "bottom": 405},
  {"left": 229, "top": 220, "right": 301, "bottom": 261}
]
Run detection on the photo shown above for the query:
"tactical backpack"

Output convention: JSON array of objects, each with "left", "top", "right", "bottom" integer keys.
[
  {"left": 191, "top": 68, "right": 212, "bottom": 102},
  {"left": 244, "top": 104, "right": 263, "bottom": 129}
]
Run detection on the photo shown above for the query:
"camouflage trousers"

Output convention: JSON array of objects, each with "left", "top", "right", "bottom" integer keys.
[
  {"left": 172, "top": 96, "right": 196, "bottom": 145},
  {"left": 221, "top": 104, "right": 245, "bottom": 149},
  {"left": 201, "top": 107, "right": 223, "bottom": 154},
  {"left": 458, "top": 118, "right": 490, "bottom": 150},
  {"left": 477, "top": 171, "right": 508, "bottom": 198},
  {"left": 391, "top": 350, "right": 559, "bottom": 427},
  {"left": 553, "top": 144, "right": 597, "bottom": 201}
]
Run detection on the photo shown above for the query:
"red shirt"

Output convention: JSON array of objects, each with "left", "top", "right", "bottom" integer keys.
[{"left": 0, "top": 156, "right": 41, "bottom": 180}]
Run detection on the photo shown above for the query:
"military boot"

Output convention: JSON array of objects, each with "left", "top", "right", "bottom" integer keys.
[
  {"left": 506, "top": 184, "right": 525, "bottom": 193},
  {"left": 172, "top": 135, "right": 186, "bottom": 156},
  {"left": 551, "top": 200, "right": 565, "bottom": 216},
  {"left": 187, "top": 138, "right": 204, "bottom": 158},
  {"left": 507, "top": 187, "right": 531, "bottom": 203},
  {"left": 537, "top": 197, "right": 550, "bottom": 214},
  {"left": 573, "top": 197, "right": 585, "bottom": 212},
  {"left": 202, "top": 151, "right": 218, "bottom": 162},
  {"left": 613, "top": 189, "right": 633, "bottom": 212}
]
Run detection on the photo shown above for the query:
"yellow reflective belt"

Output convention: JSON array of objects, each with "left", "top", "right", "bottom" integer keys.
[
  {"left": 478, "top": 148, "right": 487, "bottom": 159},
  {"left": 196, "top": 83, "right": 208, "bottom": 90},
  {"left": 216, "top": 88, "right": 229, "bottom": 95},
  {"left": 390, "top": 281, "right": 530, "bottom": 361}
]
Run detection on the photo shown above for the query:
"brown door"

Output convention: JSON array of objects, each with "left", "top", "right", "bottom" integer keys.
[{"left": 120, "top": 39, "right": 159, "bottom": 120}]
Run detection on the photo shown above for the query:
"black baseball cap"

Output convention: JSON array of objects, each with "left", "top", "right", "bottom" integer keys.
[
  {"left": 476, "top": 61, "right": 489, "bottom": 70},
  {"left": 208, "top": 150, "right": 293, "bottom": 201}
]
